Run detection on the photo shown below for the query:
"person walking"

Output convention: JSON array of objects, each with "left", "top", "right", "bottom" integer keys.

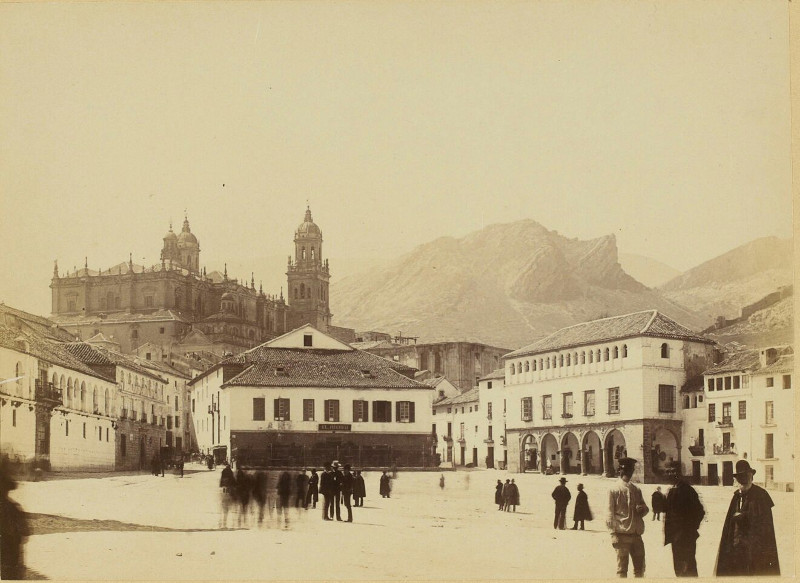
[
  {"left": 295, "top": 469, "right": 309, "bottom": 509},
  {"left": 501, "top": 479, "right": 511, "bottom": 510},
  {"left": 552, "top": 477, "right": 571, "bottom": 529},
  {"left": 572, "top": 483, "right": 592, "bottom": 530},
  {"left": 715, "top": 460, "right": 779, "bottom": 576},
  {"left": 606, "top": 457, "right": 649, "bottom": 578},
  {"left": 380, "top": 470, "right": 392, "bottom": 498},
  {"left": 662, "top": 461, "right": 704, "bottom": 577},
  {"left": 252, "top": 470, "right": 269, "bottom": 525},
  {"left": 651, "top": 486, "right": 665, "bottom": 521},
  {"left": 439, "top": 474, "right": 445, "bottom": 490},
  {"left": 235, "top": 468, "right": 252, "bottom": 526},
  {"left": 306, "top": 468, "right": 319, "bottom": 509},
  {"left": 276, "top": 471, "right": 292, "bottom": 528},
  {"left": 177, "top": 457, "right": 184, "bottom": 478},
  {"left": 340, "top": 464, "right": 354, "bottom": 522},
  {"left": 507, "top": 479, "right": 520, "bottom": 512},
  {"left": 0, "top": 460, "right": 29, "bottom": 580},
  {"left": 495, "top": 480, "right": 504, "bottom": 510},
  {"left": 320, "top": 463, "right": 335, "bottom": 521},
  {"left": 219, "top": 462, "right": 236, "bottom": 528},
  {"left": 353, "top": 470, "right": 366, "bottom": 507}
]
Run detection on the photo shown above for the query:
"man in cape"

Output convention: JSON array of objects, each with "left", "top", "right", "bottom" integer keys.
[
  {"left": 663, "top": 461, "right": 704, "bottom": 576},
  {"left": 715, "top": 459, "right": 779, "bottom": 576}
]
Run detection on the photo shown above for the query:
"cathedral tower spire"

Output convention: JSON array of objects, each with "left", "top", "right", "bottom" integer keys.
[{"left": 286, "top": 206, "right": 331, "bottom": 331}]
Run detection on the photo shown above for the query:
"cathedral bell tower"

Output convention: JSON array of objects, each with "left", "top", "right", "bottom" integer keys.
[{"left": 286, "top": 206, "right": 331, "bottom": 331}]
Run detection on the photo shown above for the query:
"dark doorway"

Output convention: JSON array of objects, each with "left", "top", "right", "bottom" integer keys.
[
  {"left": 707, "top": 463, "right": 719, "bottom": 486},
  {"left": 722, "top": 461, "right": 734, "bottom": 486},
  {"left": 692, "top": 460, "right": 701, "bottom": 485},
  {"left": 460, "top": 446, "right": 465, "bottom": 466},
  {"left": 139, "top": 437, "right": 146, "bottom": 470},
  {"left": 487, "top": 447, "right": 494, "bottom": 469},
  {"left": 472, "top": 448, "right": 478, "bottom": 466}
]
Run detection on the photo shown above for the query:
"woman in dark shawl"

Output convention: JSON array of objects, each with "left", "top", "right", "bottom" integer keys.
[
  {"left": 495, "top": 480, "right": 504, "bottom": 510},
  {"left": 571, "top": 483, "right": 592, "bottom": 530}
]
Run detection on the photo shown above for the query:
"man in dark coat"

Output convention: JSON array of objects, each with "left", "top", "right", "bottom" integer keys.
[
  {"left": 495, "top": 480, "right": 504, "bottom": 510},
  {"left": 1, "top": 461, "right": 29, "bottom": 580},
  {"left": 507, "top": 479, "right": 520, "bottom": 512},
  {"left": 663, "top": 461, "right": 704, "bottom": 577},
  {"left": 276, "top": 471, "right": 292, "bottom": 527},
  {"left": 651, "top": 486, "right": 665, "bottom": 521},
  {"left": 319, "top": 463, "right": 335, "bottom": 520},
  {"left": 380, "top": 470, "right": 391, "bottom": 498},
  {"left": 306, "top": 468, "right": 319, "bottom": 509},
  {"left": 353, "top": 470, "right": 366, "bottom": 506},
  {"left": 572, "top": 483, "right": 592, "bottom": 530},
  {"left": 552, "top": 477, "right": 571, "bottom": 529},
  {"left": 340, "top": 464, "right": 354, "bottom": 522},
  {"left": 715, "top": 460, "right": 779, "bottom": 576},
  {"left": 295, "top": 470, "right": 309, "bottom": 508},
  {"left": 331, "top": 461, "right": 343, "bottom": 520}
]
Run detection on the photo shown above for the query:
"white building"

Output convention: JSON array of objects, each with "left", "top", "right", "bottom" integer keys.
[
  {"left": 189, "top": 325, "right": 436, "bottom": 467},
  {"left": 694, "top": 345, "right": 794, "bottom": 490},
  {"left": 478, "top": 368, "right": 507, "bottom": 469},
  {"left": 432, "top": 388, "right": 481, "bottom": 467},
  {"left": 502, "top": 310, "right": 716, "bottom": 483},
  {"left": 138, "top": 356, "right": 193, "bottom": 454}
]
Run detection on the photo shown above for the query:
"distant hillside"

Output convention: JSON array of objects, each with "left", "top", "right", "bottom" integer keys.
[
  {"left": 659, "top": 237, "right": 793, "bottom": 321},
  {"left": 331, "top": 219, "right": 706, "bottom": 348},
  {"left": 618, "top": 253, "right": 681, "bottom": 288},
  {"left": 707, "top": 296, "right": 794, "bottom": 348}
]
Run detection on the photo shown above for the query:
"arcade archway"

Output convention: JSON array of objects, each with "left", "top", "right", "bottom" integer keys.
[
  {"left": 521, "top": 434, "right": 539, "bottom": 472},
  {"left": 651, "top": 427, "right": 679, "bottom": 478},
  {"left": 582, "top": 430, "right": 603, "bottom": 475},
  {"left": 541, "top": 433, "right": 559, "bottom": 474},
  {"left": 604, "top": 429, "right": 627, "bottom": 477},
  {"left": 560, "top": 432, "right": 580, "bottom": 474}
]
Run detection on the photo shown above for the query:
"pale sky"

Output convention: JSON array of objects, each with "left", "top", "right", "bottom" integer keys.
[{"left": 0, "top": 1, "right": 792, "bottom": 316}]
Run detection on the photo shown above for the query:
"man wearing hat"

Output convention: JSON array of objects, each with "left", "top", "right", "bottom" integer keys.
[
  {"left": 606, "top": 457, "right": 648, "bottom": 577},
  {"left": 715, "top": 460, "right": 779, "bottom": 576},
  {"left": 663, "top": 461, "right": 704, "bottom": 576},
  {"left": 319, "top": 462, "right": 335, "bottom": 521},
  {"left": 551, "top": 476, "right": 571, "bottom": 530}
]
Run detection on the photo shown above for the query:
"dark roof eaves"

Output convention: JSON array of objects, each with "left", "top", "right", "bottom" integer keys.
[{"left": 506, "top": 331, "right": 712, "bottom": 359}]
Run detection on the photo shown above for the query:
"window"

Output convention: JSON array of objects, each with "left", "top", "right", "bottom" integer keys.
[
  {"left": 274, "top": 398, "right": 290, "bottom": 421},
  {"left": 608, "top": 387, "right": 620, "bottom": 414},
  {"left": 603, "top": 348, "right": 609, "bottom": 361},
  {"left": 192, "top": 399, "right": 195, "bottom": 413},
  {"left": 99, "top": 427, "right": 102, "bottom": 441},
  {"left": 372, "top": 400, "right": 391, "bottom": 422},
  {"left": 253, "top": 398, "right": 265, "bottom": 421},
  {"left": 524, "top": 361, "right": 529, "bottom": 372},
  {"left": 716, "top": 378, "right": 723, "bottom": 391},
  {"left": 580, "top": 352, "right": 586, "bottom": 364},
  {"left": 303, "top": 334, "right": 313, "bottom": 347},
  {"left": 584, "top": 390, "right": 595, "bottom": 416},
  {"left": 83, "top": 423, "right": 86, "bottom": 438},
  {"left": 766, "top": 377, "right": 774, "bottom": 388},
  {"left": 487, "top": 402, "right": 493, "bottom": 420},
  {"left": 698, "top": 428, "right": 704, "bottom": 446},
  {"left": 765, "top": 465, "right": 774, "bottom": 484},
  {"left": 765, "top": 401, "right": 774, "bottom": 424},
  {"left": 613, "top": 346, "right": 619, "bottom": 359},
  {"left": 707, "top": 378, "right": 714, "bottom": 391},
  {"left": 131, "top": 329, "right": 139, "bottom": 340},
  {"left": 303, "top": 399, "right": 315, "bottom": 421},
  {"left": 738, "top": 401, "right": 746, "bottom": 420},
  {"left": 542, "top": 395, "right": 552, "bottom": 420},
  {"left": 708, "top": 403, "right": 716, "bottom": 422},
  {"left": 562, "top": 393, "right": 573, "bottom": 417},
  {"left": 510, "top": 364, "right": 515, "bottom": 376},
  {"left": 660, "top": 343, "right": 669, "bottom": 358},
  {"left": 175, "top": 416, "right": 180, "bottom": 429},
  {"left": 658, "top": 385, "right": 676, "bottom": 413},
  {"left": 120, "top": 434, "right": 126, "bottom": 457},
  {"left": 396, "top": 401, "right": 414, "bottom": 423},
  {"left": 159, "top": 327, "right": 165, "bottom": 334},
  {"left": 487, "top": 381, "right": 493, "bottom": 389},
  {"left": 721, "top": 402, "right": 731, "bottom": 424},
  {"left": 589, "top": 351, "right": 594, "bottom": 363},
  {"left": 353, "top": 400, "right": 369, "bottom": 422},
  {"left": 783, "top": 375, "right": 791, "bottom": 389},
  {"left": 682, "top": 395, "right": 690, "bottom": 409},
  {"left": 724, "top": 377, "right": 731, "bottom": 390},
  {"left": 144, "top": 296, "right": 154, "bottom": 308},
  {"left": 459, "top": 422, "right": 465, "bottom": 438},
  {"left": 324, "top": 399, "right": 340, "bottom": 422},
  {"left": 521, "top": 397, "right": 532, "bottom": 421},
  {"left": 447, "top": 407, "right": 452, "bottom": 414},
  {"left": 65, "top": 420, "right": 69, "bottom": 436},
  {"left": 733, "top": 376, "right": 741, "bottom": 389},
  {"left": 765, "top": 433, "right": 774, "bottom": 458},
  {"left": 12, "top": 409, "right": 16, "bottom": 427},
  {"left": 488, "top": 425, "right": 493, "bottom": 440}
]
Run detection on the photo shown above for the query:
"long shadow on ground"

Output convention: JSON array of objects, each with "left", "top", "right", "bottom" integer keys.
[{"left": 26, "top": 513, "right": 240, "bottom": 536}]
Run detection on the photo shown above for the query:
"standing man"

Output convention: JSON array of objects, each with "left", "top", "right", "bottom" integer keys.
[
  {"left": 306, "top": 468, "right": 319, "bottom": 509},
  {"left": 552, "top": 477, "right": 571, "bottom": 530},
  {"left": 380, "top": 470, "right": 392, "bottom": 498},
  {"left": 663, "top": 461, "right": 705, "bottom": 577},
  {"left": 715, "top": 460, "right": 779, "bottom": 576},
  {"left": 320, "top": 463, "right": 335, "bottom": 521},
  {"left": 340, "top": 464, "right": 354, "bottom": 522},
  {"left": 295, "top": 469, "right": 309, "bottom": 509},
  {"left": 606, "top": 457, "right": 649, "bottom": 578},
  {"left": 651, "top": 487, "right": 665, "bottom": 521}
]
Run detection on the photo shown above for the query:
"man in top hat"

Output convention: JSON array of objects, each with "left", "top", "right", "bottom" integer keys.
[
  {"left": 319, "top": 462, "right": 336, "bottom": 521},
  {"left": 715, "top": 460, "right": 779, "bottom": 576},
  {"left": 663, "top": 461, "right": 705, "bottom": 577},
  {"left": 606, "top": 457, "right": 648, "bottom": 578},
  {"left": 551, "top": 476, "right": 571, "bottom": 530},
  {"left": 340, "top": 463, "right": 354, "bottom": 522}
]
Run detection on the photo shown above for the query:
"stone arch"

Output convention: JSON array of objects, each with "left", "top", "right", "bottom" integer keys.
[
  {"left": 80, "top": 381, "right": 86, "bottom": 411},
  {"left": 581, "top": 430, "right": 603, "bottom": 475},
  {"left": 521, "top": 434, "right": 539, "bottom": 472},
  {"left": 541, "top": 433, "right": 559, "bottom": 473},
  {"left": 651, "top": 426, "right": 680, "bottom": 478},
  {"left": 560, "top": 432, "right": 580, "bottom": 474},
  {"left": 104, "top": 387, "right": 110, "bottom": 415},
  {"left": 604, "top": 429, "right": 627, "bottom": 477}
]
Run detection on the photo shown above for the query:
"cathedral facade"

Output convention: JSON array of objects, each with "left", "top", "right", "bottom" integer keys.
[{"left": 50, "top": 208, "right": 349, "bottom": 357}]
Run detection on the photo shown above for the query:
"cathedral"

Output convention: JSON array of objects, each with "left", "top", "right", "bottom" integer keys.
[{"left": 50, "top": 207, "right": 354, "bottom": 358}]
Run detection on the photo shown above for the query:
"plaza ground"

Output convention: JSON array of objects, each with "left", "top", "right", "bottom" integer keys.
[{"left": 11, "top": 464, "right": 795, "bottom": 580}]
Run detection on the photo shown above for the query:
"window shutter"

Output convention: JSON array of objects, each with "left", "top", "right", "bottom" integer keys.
[
  {"left": 372, "top": 401, "right": 378, "bottom": 422},
  {"left": 333, "top": 400, "right": 339, "bottom": 422},
  {"left": 396, "top": 401, "right": 401, "bottom": 423},
  {"left": 274, "top": 399, "right": 280, "bottom": 420},
  {"left": 284, "top": 399, "right": 290, "bottom": 421},
  {"left": 352, "top": 400, "right": 358, "bottom": 422},
  {"left": 324, "top": 399, "right": 330, "bottom": 422},
  {"left": 363, "top": 400, "right": 369, "bottom": 422},
  {"left": 409, "top": 402, "right": 415, "bottom": 422}
]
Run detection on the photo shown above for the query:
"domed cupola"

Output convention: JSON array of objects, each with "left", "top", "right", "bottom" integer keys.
[
  {"left": 175, "top": 214, "right": 200, "bottom": 274},
  {"left": 287, "top": 205, "right": 331, "bottom": 331},
  {"left": 220, "top": 292, "right": 235, "bottom": 313},
  {"left": 295, "top": 206, "right": 322, "bottom": 238},
  {"left": 177, "top": 216, "right": 199, "bottom": 246},
  {"left": 160, "top": 222, "right": 180, "bottom": 265}
]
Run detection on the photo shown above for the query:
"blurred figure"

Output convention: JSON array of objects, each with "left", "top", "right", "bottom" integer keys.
[
  {"left": 353, "top": 470, "right": 366, "bottom": 507},
  {"left": 380, "top": 470, "right": 391, "bottom": 498},
  {"left": 438, "top": 474, "right": 445, "bottom": 490},
  {"left": 235, "top": 468, "right": 251, "bottom": 527},
  {"left": 306, "top": 468, "right": 319, "bottom": 509},
  {"left": 715, "top": 460, "right": 779, "bottom": 576},
  {"left": 552, "top": 477, "right": 570, "bottom": 529},
  {"left": 177, "top": 457, "right": 184, "bottom": 478},
  {"left": 252, "top": 470, "right": 269, "bottom": 525},
  {"left": 219, "top": 462, "right": 236, "bottom": 528},
  {"left": 206, "top": 455, "right": 214, "bottom": 471},
  {"left": 651, "top": 486, "right": 665, "bottom": 521},
  {"left": 572, "top": 483, "right": 592, "bottom": 530},
  {"left": 341, "top": 464, "right": 354, "bottom": 522},
  {"left": 501, "top": 479, "right": 510, "bottom": 510},
  {"left": 663, "top": 461, "right": 704, "bottom": 577},
  {"left": 295, "top": 469, "right": 309, "bottom": 509},
  {"left": 320, "top": 462, "right": 335, "bottom": 520},
  {"left": 151, "top": 454, "right": 160, "bottom": 477},
  {"left": 0, "top": 459, "right": 29, "bottom": 580},
  {"left": 495, "top": 480, "right": 504, "bottom": 510},
  {"left": 276, "top": 471, "right": 292, "bottom": 528}
]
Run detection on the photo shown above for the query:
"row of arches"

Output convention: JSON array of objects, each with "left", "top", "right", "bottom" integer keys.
[
  {"left": 510, "top": 344, "right": 630, "bottom": 377},
  {"left": 51, "top": 372, "right": 115, "bottom": 417},
  {"left": 293, "top": 282, "right": 327, "bottom": 301}
]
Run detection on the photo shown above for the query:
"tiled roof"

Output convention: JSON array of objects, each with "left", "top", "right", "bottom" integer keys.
[
  {"left": 421, "top": 376, "right": 447, "bottom": 388},
  {"left": 51, "top": 309, "right": 188, "bottom": 325},
  {"left": 479, "top": 368, "right": 506, "bottom": 381},
  {"left": 0, "top": 325, "right": 107, "bottom": 380},
  {"left": 350, "top": 340, "right": 395, "bottom": 350},
  {"left": 754, "top": 354, "right": 794, "bottom": 376},
  {"left": 218, "top": 347, "right": 425, "bottom": 389},
  {"left": 0, "top": 304, "right": 76, "bottom": 342},
  {"left": 139, "top": 358, "right": 190, "bottom": 379},
  {"left": 506, "top": 310, "right": 711, "bottom": 358},
  {"left": 436, "top": 388, "right": 479, "bottom": 406},
  {"left": 64, "top": 343, "right": 167, "bottom": 383},
  {"left": 704, "top": 350, "right": 761, "bottom": 375}
]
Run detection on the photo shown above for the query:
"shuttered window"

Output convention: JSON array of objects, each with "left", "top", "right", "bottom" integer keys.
[
  {"left": 303, "top": 399, "right": 315, "bottom": 421},
  {"left": 253, "top": 398, "right": 266, "bottom": 421},
  {"left": 324, "top": 399, "right": 340, "bottom": 422},
  {"left": 274, "top": 398, "right": 290, "bottom": 421},
  {"left": 396, "top": 401, "right": 415, "bottom": 423},
  {"left": 372, "top": 400, "right": 392, "bottom": 422},
  {"left": 352, "top": 400, "right": 369, "bottom": 422}
]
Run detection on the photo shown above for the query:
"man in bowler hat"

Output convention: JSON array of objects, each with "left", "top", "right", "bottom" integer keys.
[
  {"left": 606, "top": 457, "right": 648, "bottom": 577},
  {"left": 663, "top": 461, "right": 705, "bottom": 576},
  {"left": 715, "top": 460, "right": 779, "bottom": 576},
  {"left": 551, "top": 477, "right": 571, "bottom": 530}
]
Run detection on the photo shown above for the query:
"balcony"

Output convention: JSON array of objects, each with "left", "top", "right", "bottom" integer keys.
[
  {"left": 717, "top": 418, "right": 733, "bottom": 428},
  {"left": 713, "top": 444, "right": 737, "bottom": 455},
  {"left": 120, "top": 409, "right": 128, "bottom": 419},
  {"left": 688, "top": 445, "right": 705, "bottom": 456},
  {"left": 131, "top": 411, "right": 138, "bottom": 421},
  {"left": 561, "top": 413, "right": 573, "bottom": 419},
  {"left": 443, "top": 435, "right": 453, "bottom": 442},
  {"left": 34, "top": 380, "right": 62, "bottom": 404}
]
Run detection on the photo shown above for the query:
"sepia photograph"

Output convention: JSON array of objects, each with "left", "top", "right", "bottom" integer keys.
[{"left": 0, "top": 1, "right": 795, "bottom": 579}]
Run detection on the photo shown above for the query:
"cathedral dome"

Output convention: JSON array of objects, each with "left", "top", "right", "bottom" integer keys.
[
  {"left": 177, "top": 217, "right": 198, "bottom": 246},
  {"left": 163, "top": 227, "right": 177, "bottom": 241},
  {"left": 296, "top": 207, "right": 322, "bottom": 237}
]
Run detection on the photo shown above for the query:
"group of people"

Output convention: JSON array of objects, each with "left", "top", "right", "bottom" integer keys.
[
  {"left": 551, "top": 477, "right": 592, "bottom": 530},
  {"left": 494, "top": 479, "right": 520, "bottom": 511},
  {"left": 318, "top": 461, "right": 370, "bottom": 522}
]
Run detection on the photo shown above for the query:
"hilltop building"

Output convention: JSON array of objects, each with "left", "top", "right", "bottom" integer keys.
[{"left": 49, "top": 208, "right": 354, "bottom": 358}]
